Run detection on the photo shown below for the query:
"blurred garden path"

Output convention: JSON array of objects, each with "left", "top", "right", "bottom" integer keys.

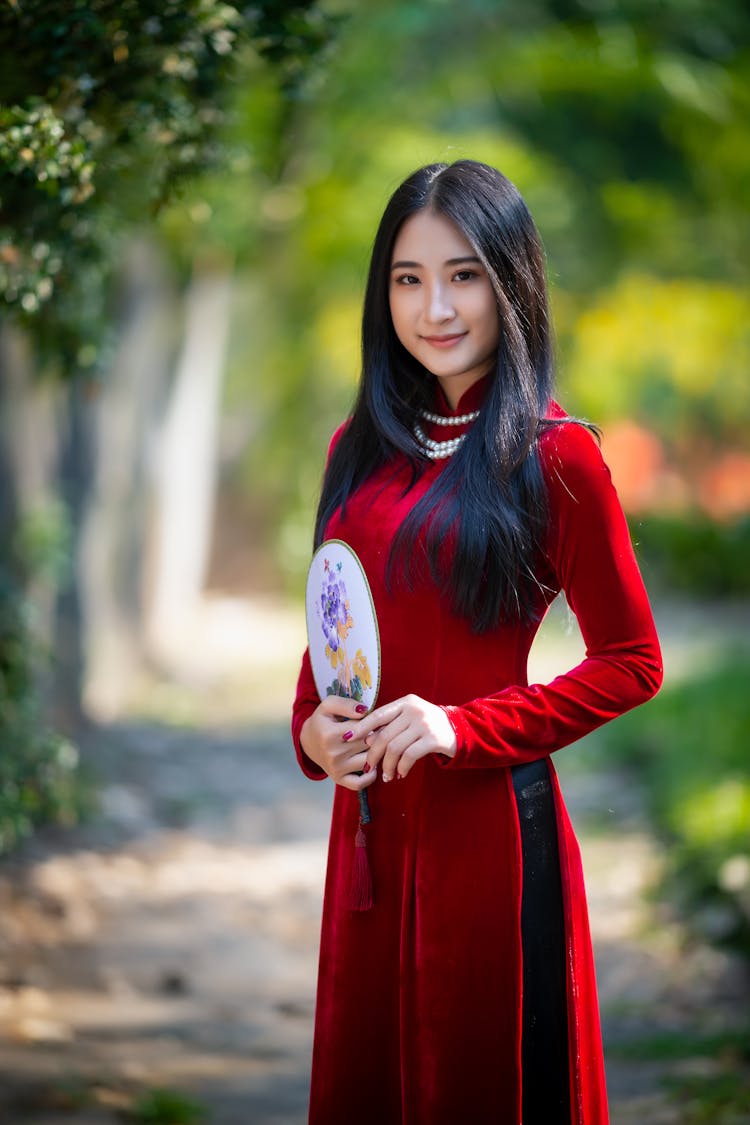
[{"left": 0, "top": 595, "right": 748, "bottom": 1124}]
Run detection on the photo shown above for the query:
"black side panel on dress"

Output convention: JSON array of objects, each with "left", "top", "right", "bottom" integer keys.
[{"left": 511, "top": 758, "right": 571, "bottom": 1125}]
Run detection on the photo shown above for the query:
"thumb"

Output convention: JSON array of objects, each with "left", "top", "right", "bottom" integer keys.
[{"left": 320, "top": 694, "right": 370, "bottom": 721}]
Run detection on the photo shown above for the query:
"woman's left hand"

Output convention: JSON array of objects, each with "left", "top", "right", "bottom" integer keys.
[{"left": 346, "top": 694, "right": 457, "bottom": 782}]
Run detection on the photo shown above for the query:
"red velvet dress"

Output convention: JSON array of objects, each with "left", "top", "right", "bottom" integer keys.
[{"left": 291, "top": 380, "right": 663, "bottom": 1125}]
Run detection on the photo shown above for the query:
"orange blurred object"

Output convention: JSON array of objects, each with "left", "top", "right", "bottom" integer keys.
[{"left": 698, "top": 452, "right": 750, "bottom": 520}]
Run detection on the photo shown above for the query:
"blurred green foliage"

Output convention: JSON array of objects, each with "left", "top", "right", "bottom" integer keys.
[
  {"left": 131, "top": 1087, "right": 207, "bottom": 1125},
  {"left": 4, "top": 1, "right": 749, "bottom": 580},
  {"left": 600, "top": 653, "right": 750, "bottom": 956},
  {"left": 609, "top": 1029, "right": 750, "bottom": 1123},
  {"left": 665, "top": 1069, "right": 750, "bottom": 1125},
  {"left": 566, "top": 275, "right": 750, "bottom": 447},
  {"left": 0, "top": 1, "right": 335, "bottom": 855},
  {"left": 0, "top": 0, "right": 337, "bottom": 370},
  {"left": 635, "top": 515, "right": 750, "bottom": 596},
  {"left": 181, "top": 0, "right": 750, "bottom": 581},
  {"left": 0, "top": 570, "right": 90, "bottom": 855}
]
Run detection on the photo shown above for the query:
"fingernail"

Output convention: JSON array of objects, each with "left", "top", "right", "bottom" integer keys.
[
  {"left": 363, "top": 762, "right": 370, "bottom": 773},
  {"left": 355, "top": 704, "right": 367, "bottom": 714},
  {"left": 397, "top": 772, "right": 404, "bottom": 781},
  {"left": 342, "top": 731, "right": 353, "bottom": 742},
  {"left": 382, "top": 773, "right": 391, "bottom": 783}
]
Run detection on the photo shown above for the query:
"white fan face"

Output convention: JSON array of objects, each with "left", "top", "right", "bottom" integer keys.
[{"left": 305, "top": 539, "right": 381, "bottom": 711}]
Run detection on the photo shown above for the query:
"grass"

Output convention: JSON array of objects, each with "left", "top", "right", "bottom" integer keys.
[
  {"left": 666, "top": 1071, "right": 750, "bottom": 1125},
  {"left": 597, "top": 649, "right": 750, "bottom": 954},
  {"left": 130, "top": 1087, "right": 208, "bottom": 1125},
  {"left": 608, "top": 1027, "right": 750, "bottom": 1062},
  {"left": 609, "top": 1026, "right": 750, "bottom": 1123}
]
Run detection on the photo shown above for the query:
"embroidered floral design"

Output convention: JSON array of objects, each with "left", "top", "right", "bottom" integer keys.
[{"left": 318, "top": 560, "right": 372, "bottom": 702}]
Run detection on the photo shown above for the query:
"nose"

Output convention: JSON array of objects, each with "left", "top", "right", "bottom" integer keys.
[{"left": 425, "top": 281, "right": 455, "bottom": 324}]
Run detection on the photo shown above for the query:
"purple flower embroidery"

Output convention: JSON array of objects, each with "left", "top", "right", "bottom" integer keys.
[
  {"left": 319, "top": 565, "right": 349, "bottom": 652},
  {"left": 316, "top": 554, "right": 372, "bottom": 702}
]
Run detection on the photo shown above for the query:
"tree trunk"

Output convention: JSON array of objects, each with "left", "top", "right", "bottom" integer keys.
[
  {"left": 0, "top": 325, "right": 24, "bottom": 579},
  {"left": 0, "top": 320, "right": 61, "bottom": 621},
  {"left": 0, "top": 323, "right": 73, "bottom": 728},
  {"left": 52, "top": 375, "right": 95, "bottom": 733},
  {"left": 80, "top": 238, "right": 177, "bottom": 717},
  {"left": 144, "top": 257, "right": 233, "bottom": 670}
]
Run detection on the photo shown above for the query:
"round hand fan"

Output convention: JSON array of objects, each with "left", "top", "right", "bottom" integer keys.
[
  {"left": 305, "top": 539, "right": 380, "bottom": 835},
  {"left": 305, "top": 539, "right": 381, "bottom": 713},
  {"left": 305, "top": 537, "right": 377, "bottom": 904}
]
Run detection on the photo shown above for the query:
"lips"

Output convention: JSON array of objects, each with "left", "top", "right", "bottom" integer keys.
[{"left": 421, "top": 332, "right": 467, "bottom": 347}]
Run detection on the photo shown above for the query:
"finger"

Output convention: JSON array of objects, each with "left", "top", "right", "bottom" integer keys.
[
  {"left": 394, "top": 738, "right": 430, "bottom": 780},
  {"left": 363, "top": 715, "right": 410, "bottom": 764},
  {"left": 338, "top": 748, "right": 370, "bottom": 776},
  {"left": 327, "top": 744, "right": 370, "bottom": 782},
  {"left": 381, "top": 730, "right": 421, "bottom": 782},
  {"left": 335, "top": 725, "right": 369, "bottom": 753},
  {"left": 364, "top": 712, "right": 410, "bottom": 740},
  {"left": 320, "top": 694, "right": 371, "bottom": 722},
  {"left": 330, "top": 738, "right": 369, "bottom": 775},
  {"left": 348, "top": 698, "right": 406, "bottom": 740},
  {"left": 337, "top": 766, "right": 378, "bottom": 793}
]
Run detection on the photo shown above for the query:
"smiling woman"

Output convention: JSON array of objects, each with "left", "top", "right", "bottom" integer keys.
[
  {"left": 389, "top": 209, "right": 500, "bottom": 408},
  {"left": 291, "top": 159, "right": 663, "bottom": 1125}
]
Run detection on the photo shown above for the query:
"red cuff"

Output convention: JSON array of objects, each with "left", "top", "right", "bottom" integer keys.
[
  {"left": 291, "top": 709, "right": 330, "bottom": 782},
  {"left": 437, "top": 705, "right": 471, "bottom": 768}
]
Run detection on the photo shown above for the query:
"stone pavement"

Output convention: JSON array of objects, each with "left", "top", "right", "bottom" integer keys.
[
  {"left": 0, "top": 721, "right": 329, "bottom": 1125},
  {"left": 0, "top": 595, "right": 747, "bottom": 1124}
]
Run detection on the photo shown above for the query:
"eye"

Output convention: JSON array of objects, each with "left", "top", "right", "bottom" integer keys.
[
  {"left": 393, "top": 273, "right": 420, "bottom": 286},
  {"left": 452, "top": 269, "right": 478, "bottom": 282}
]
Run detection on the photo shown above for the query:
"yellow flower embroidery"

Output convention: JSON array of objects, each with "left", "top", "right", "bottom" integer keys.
[{"left": 353, "top": 649, "right": 372, "bottom": 689}]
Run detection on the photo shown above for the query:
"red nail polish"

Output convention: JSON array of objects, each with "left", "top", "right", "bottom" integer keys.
[
  {"left": 342, "top": 731, "right": 353, "bottom": 742},
  {"left": 355, "top": 704, "right": 367, "bottom": 714},
  {"left": 363, "top": 763, "right": 370, "bottom": 773}
]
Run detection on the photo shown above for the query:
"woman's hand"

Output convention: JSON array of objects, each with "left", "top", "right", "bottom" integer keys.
[
  {"left": 348, "top": 694, "right": 457, "bottom": 782},
  {"left": 300, "top": 695, "right": 378, "bottom": 792}
]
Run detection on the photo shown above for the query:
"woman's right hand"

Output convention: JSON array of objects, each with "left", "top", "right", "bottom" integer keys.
[{"left": 300, "top": 696, "right": 377, "bottom": 792}]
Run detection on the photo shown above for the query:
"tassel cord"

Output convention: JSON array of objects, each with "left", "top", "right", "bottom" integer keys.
[{"left": 349, "top": 811, "right": 374, "bottom": 911}]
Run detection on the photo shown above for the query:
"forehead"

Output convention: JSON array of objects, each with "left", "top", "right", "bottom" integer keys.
[{"left": 391, "top": 208, "right": 476, "bottom": 263}]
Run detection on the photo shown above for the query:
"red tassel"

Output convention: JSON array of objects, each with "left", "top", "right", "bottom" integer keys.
[{"left": 349, "top": 822, "right": 374, "bottom": 911}]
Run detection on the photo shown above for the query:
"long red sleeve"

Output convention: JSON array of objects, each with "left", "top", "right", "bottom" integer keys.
[
  {"left": 291, "top": 647, "right": 328, "bottom": 780},
  {"left": 441, "top": 421, "right": 663, "bottom": 768}
]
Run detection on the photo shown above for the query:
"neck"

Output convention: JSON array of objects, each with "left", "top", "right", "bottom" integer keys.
[
  {"left": 436, "top": 380, "right": 469, "bottom": 412},
  {"left": 435, "top": 370, "right": 488, "bottom": 412}
]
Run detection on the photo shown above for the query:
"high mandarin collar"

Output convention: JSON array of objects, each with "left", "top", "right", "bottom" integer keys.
[
  {"left": 432, "top": 372, "right": 492, "bottom": 418},
  {"left": 417, "top": 376, "right": 565, "bottom": 461},
  {"left": 418, "top": 373, "right": 491, "bottom": 457}
]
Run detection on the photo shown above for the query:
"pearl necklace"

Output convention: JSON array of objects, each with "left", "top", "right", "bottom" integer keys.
[
  {"left": 414, "top": 406, "right": 480, "bottom": 459},
  {"left": 414, "top": 421, "right": 468, "bottom": 460},
  {"left": 419, "top": 408, "right": 480, "bottom": 427}
]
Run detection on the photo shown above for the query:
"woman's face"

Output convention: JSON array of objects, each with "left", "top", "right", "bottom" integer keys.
[{"left": 389, "top": 208, "right": 500, "bottom": 410}]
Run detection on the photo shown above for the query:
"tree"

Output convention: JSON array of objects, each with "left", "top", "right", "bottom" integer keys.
[
  {"left": 0, "top": 0, "right": 338, "bottom": 366},
  {"left": 0, "top": 0, "right": 337, "bottom": 849}
]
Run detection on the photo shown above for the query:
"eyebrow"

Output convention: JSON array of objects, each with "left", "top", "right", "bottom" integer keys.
[{"left": 390, "top": 256, "right": 482, "bottom": 270}]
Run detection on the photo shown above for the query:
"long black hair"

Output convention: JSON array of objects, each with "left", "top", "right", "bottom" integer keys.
[{"left": 314, "top": 159, "right": 558, "bottom": 632}]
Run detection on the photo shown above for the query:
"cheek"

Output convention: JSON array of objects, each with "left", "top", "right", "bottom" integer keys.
[
  {"left": 389, "top": 291, "right": 410, "bottom": 342},
  {"left": 476, "top": 293, "right": 500, "bottom": 347}
]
